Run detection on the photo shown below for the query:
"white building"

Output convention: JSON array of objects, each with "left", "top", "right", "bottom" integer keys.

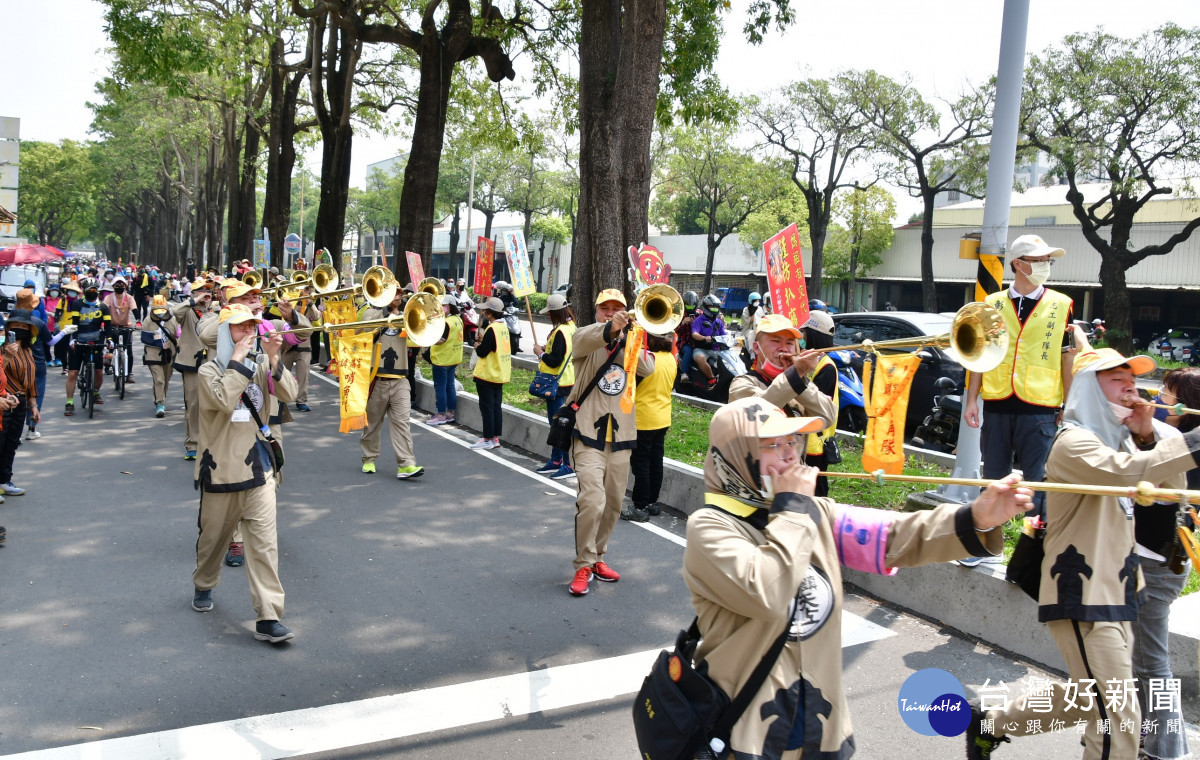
[{"left": 0, "top": 117, "right": 20, "bottom": 245}]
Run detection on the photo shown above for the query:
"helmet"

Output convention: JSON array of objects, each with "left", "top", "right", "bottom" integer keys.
[
  {"left": 682, "top": 290, "right": 699, "bottom": 309},
  {"left": 748, "top": 292, "right": 761, "bottom": 303},
  {"left": 701, "top": 294, "right": 721, "bottom": 315},
  {"left": 808, "top": 299, "right": 828, "bottom": 312},
  {"left": 1092, "top": 318, "right": 1104, "bottom": 325}
]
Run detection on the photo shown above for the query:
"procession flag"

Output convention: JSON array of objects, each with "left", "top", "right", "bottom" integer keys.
[
  {"left": 502, "top": 230, "right": 537, "bottom": 297},
  {"left": 764, "top": 224, "right": 810, "bottom": 329},
  {"left": 405, "top": 250, "right": 425, "bottom": 284},
  {"left": 473, "top": 237, "right": 495, "bottom": 297},
  {"left": 336, "top": 331, "right": 375, "bottom": 433},
  {"left": 323, "top": 297, "right": 358, "bottom": 377},
  {"left": 861, "top": 353, "right": 922, "bottom": 475}
]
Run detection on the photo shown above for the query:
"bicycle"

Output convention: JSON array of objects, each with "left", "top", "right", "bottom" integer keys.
[
  {"left": 76, "top": 341, "right": 103, "bottom": 419},
  {"left": 112, "top": 327, "right": 133, "bottom": 401}
]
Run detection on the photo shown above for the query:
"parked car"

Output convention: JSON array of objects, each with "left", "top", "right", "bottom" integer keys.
[
  {"left": 0, "top": 265, "right": 47, "bottom": 312},
  {"left": 831, "top": 311, "right": 967, "bottom": 437}
]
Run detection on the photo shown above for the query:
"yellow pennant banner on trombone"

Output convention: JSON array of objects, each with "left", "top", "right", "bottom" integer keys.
[
  {"left": 336, "top": 331, "right": 375, "bottom": 433},
  {"left": 323, "top": 297, "right": 358, "bottom": 377},
  {"left": 861, "top": 353, "right": 922, "bottom": 475}
]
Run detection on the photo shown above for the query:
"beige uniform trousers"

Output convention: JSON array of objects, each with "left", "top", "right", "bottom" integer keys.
[
  {"left": 360, "top": 377, "right": 414, "bottom": 466},
  {"left": 281, "top": 349, "right": 310, "bottom": 403},
  {"left": 193, "top": 484, "right": 285, "bottom": 621},
  {"left": 572, "top": 441, "right": 631, "bottom": 570},
  {"left": 988, "top": 619, "right": 1139, "bottom": 759},
  {"left": 150, "top": 362, "right": 174, "bottom": 406},
  {"left": 181, "top": 370, "right": 200, "bottom": 451}
]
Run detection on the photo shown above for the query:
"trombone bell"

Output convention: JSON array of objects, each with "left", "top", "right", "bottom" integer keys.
[
  {"left": 402, "top": 292, "right": 446, "bottom": 347},
  {"left": 417, "top": 276, "right": 446, "bottom": 298},
  {"left": 633, "top": 284, "right": 684, "bottom": 336},
  {"left": 362, "top": 265, "right": 399, "bottom": 308},
  {"left": 242, "top": 270, "right": 263, "bottom": 289},
  {"left": 311, "top": 264, "right": 338, "bottom": 293},
  {"left": 946, "top": 302, "right": 1009, "bottom": 373}
]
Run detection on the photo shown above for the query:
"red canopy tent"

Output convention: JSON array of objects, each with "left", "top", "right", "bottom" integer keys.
[{"left": 0, "top": 243, "right": 66, "bottom": 267}]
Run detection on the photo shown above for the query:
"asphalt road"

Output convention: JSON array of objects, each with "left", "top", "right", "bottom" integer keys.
[{"left": 0, "top": 358, "right": 1195, "bottom": 759}]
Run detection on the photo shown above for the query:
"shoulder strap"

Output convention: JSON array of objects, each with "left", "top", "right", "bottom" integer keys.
[
  {"left": 571, "top": 339, "right": 622, "bottom": 409},
  {"left": 240, "top": 386, "right": 276, "bottom": 441}
]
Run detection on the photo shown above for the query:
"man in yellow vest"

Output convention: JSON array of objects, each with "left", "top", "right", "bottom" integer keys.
[{"left": 964, "top": 234, "right": 1074, "bottom": 519}]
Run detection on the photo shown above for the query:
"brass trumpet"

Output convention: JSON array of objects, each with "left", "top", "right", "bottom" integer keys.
[
  {"left": 810, "top": 302, "right": 1009, "bottom": 373},
  {"left": 286, "top": 291, "right": 445, "bottom": 347}
]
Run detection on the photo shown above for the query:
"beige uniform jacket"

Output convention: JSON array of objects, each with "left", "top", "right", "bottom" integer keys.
[
  {"left": 728, "top": 368, "right": 836, "bottom": 430},
  {"left": 361, "top": 307, "right": 408, "bottom": 378},
  {"left": 1038, "top": 425, "right": 1200, "bottom": 622},
  {"left": 566, "top": 322, "right": 654, "bottom": 451},
  {"left": 194, "top": 356, "right": 298, "bottom": 492},
  {"left": 683, "top": 494, "right": 1002, "bottom": 759},
  {"left": 141, "top": 315, "right": 179, "bottom": 366},
  {"left": 171, "top": 298, "right": 215, "bottom": 373}
]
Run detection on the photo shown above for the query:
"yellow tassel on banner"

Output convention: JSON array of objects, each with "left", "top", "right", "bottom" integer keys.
[
  {"left": 620, "top": 325, "right": 645, "bottom": 415},
  {"left": 861, "top": 353, "right": 922, "bottom": 475}
]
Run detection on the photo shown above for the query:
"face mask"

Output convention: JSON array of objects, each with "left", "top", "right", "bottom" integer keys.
[
  {"left": 760, "top": 474, "right": 775, "bottom": 502},
  {"left": 85, "top": 291, "right": 99, "bottom": 303},
  {"left": 798, "top": 337, "right": 807, "bottom": 350},
  {"left": 0, "top": 333, "right": 6, "bottom": 345},
  {"left": 1023, "top": 260, "right": 1052, "bottom": 287},
  {"left": 1109, "top": 401, "right": 1134, "bottom": 422}
]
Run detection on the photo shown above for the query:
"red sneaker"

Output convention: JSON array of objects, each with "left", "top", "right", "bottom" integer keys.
[
  {"left": 568, "top": 567, "right": 593, "bottom": 596},
  {"left": 592, "top": 561, "right": 620, "bottom": 582}
]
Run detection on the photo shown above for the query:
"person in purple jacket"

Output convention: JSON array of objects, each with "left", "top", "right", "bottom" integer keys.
[{"left": 691, "top": 294, "right": 727, "bottom": 387}]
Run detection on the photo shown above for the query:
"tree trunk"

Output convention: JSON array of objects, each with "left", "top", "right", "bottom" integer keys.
[
  {"left": 918, "top": 191, "right": 937, "bottom": 313},
  {"left": 536, "top": 237, "right": 547, "bottom": 291},
  {"left": 446, "top": 204, "right": 461, "bottom": 282},
  {"left": 232, "top": 116, "right": 260, "bottom": 263},
  {"left": 1098, "top": 255, "right": 1134, "bottom": 356},
  {"left": 262, "top": 37, "right": 305, "bottom": 268},
  {"left": 572, "top": 0, "right": 666, "bottom": 323},
  {"left": 803, "top": 187, "right": 829, "bottom": 299},
  {"left": 222, "top": 107, "right": 243, "bottom": 270}
]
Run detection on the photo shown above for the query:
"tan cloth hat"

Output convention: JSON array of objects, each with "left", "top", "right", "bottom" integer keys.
[
  {"left": 1072, "top": 347, "right": 1156, "bottom": 377},
  {"left": 219, "top": 303, "right": 262, "bottom": 325},
  {"left": 540, "top": 294, "right": 569, "bottom": 314},
  {"left": 755, "top": 313, "right": 803, "bottom": 340},
  {"left": 595, "top": 288, "right": 627, "bottom": 307}
]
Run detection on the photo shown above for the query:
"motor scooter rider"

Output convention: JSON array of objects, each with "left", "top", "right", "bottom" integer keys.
[
  {"left": 674, "top": 291, "right": 700, "bottom": 380},
  {"left": 692, "top": 294, "right": 727, "bottom": 388}
]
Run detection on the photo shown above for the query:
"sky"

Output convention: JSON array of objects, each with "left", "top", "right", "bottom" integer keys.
[{"left": 4, "top": 0, "right": 1200, "bottom": 220}]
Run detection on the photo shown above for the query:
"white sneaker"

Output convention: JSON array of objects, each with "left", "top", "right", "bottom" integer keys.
[
  {"left": 27, "top": 430, "right": 41, "bottom": 440},
  {"left": 469, "top": 438, "right": 492, "bottom": 449}
]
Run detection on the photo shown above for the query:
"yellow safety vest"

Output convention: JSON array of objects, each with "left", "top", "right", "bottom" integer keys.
[
  {"left": 806, "top": 355, "right": 840, "bottom": 456},
  {"left": 430, "top": 315, "right": 464, "bottom": 366},
  {"left": 982, "top": 289, "right": 1072, "bottom": 407},
  {"left": 537, "top": 323, "right": 576, "bottom": 387},
  {"left": 473, "top": 320, "right": 511, "bottom": 383}
]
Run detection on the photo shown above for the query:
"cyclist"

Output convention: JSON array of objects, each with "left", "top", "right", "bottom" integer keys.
[
  {"left": 104, "top": 275, "right": 138, "bottom": 384},
  {"left": 62, "top": 282, "right": 112, "bottom": 415}
]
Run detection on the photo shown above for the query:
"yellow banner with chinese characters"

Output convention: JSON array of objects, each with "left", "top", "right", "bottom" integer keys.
[
  {"left": 323, "top": 297, "right": 358, "bottom": 377},
  {"left": 861, "top": 353, "right": 922, "bottom": 475},
  {"left": 336, "top": 331, "right": 376, "bottom": 433}
]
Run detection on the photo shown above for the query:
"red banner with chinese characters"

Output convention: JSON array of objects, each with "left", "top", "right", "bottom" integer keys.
[
  {"left": 405, "top": 251, "right": 425, "bottom": 284},
  {"left": 764, "top": 224, "right": 810, "bottom": 330},
  {"left": 861, "top": 353, "right": 922, "bottom": 474},
  {"left": 473, "top": 237, "right": 495, "bottom": 297}
]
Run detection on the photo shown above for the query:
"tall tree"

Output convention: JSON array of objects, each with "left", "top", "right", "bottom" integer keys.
[
  {"left": 1021, "top": 24, "right": 1200, "bottom": 354},
  {"left": 17, "top": 141, "right": 97, "bottom": 248},
  {"left": 844, "top": 69, "right": 992, "bottom": 312},
  {"left": 653, "top": 121, "right": 789, "bottom": 295},
  {"left": 823, "top": 185, "right": 895, "bottom": 310},
  {"left": 748, "top": 78, "right": 876, "bottom": 297}
]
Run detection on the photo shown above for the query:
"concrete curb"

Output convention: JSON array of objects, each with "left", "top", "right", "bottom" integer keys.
[{"left": 412, "top": 372, "right": 1199, "bottom": 694}]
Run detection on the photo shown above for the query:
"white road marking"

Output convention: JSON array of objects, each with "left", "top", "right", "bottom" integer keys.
[{"left": 4, "top": 370, "right": 895, "bottom": 760}]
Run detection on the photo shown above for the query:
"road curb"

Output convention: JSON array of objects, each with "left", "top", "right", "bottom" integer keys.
[{"left": 412, "top": 372, "right": 1199, "bottom": 695}]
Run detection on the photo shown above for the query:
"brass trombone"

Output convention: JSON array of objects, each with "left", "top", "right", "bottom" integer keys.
[
  {"left": 310, "top": 265, "right": 397, "bottom": 306},
  {"left": 417, "top": 277, "right": 446, "bottom": 298},
  {"left": 823, "top": 469, "right": 1200, "bottom": 506},
  {"left": 810, "top": 302, "right": 1009, "bottom": 373},
  {"left": 261, "top": 271, "right": 312, "bottom": 301},
  {"left": 632, "top": 284, "right": 685, "bottom": 336},
  {"left": 285, "top": 291, "right": 445, "bottom": 346},
  {"left": 242, "top": 270, "right": 263, "bottom": 289}
]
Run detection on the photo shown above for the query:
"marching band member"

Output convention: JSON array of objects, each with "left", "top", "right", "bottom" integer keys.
[
  {"left": 265, "top": 288, "right": 316, "bottom": 413},
  {"left": 190, "top": 303, "right": 298, "bottom": 644},
  {"left": 170, "top": 279, "right": 217, "bottom": 459},
  {"left": 359, "top": 289, "right": 424, "bottom": 480},
  {"left": 687, "top": 397, "right": 1029, "bottom": 760},
  {"left": 141, "top": 295, "right": 178, "bottom": 418},
  {"left": 566, "top": 289, "right": 654, "bottom": 597},
  {"left": 968, "top": 345, "right": 1200, "bottom": 760}
]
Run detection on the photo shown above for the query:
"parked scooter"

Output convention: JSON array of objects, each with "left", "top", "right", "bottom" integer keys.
[
  {"left": 909, "top": 376, "right": 961, "bottom": 453},
  {"left": 503, "top": 304, "right": 523, "bottom": 353},
  {"left": 830, "top": 349, "right": 867, "bottom": 433},
  {"left": 676, "top": 333, "right": 746, "bottom": 402}
]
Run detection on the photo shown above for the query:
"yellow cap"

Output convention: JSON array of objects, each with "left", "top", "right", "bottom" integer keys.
[
  {"left": 1072, "top": 348, "right": 1156, "bottom": 377},
  {"left": 595, "top": 288, "right": 627, "bottom": 307},
  {"left": 219, "top": 303, "right": 262, "bottom": 325},
  {"left": 756, "top": 404, "right": 827, "bottom": 437},
  {"left": 152, "top": 295, "right": 167, "bottom": 307},
  {"left": 755, "top": 313, "right": 803, "bottom": 340},
  {"left": 223, "top": 282, "right": 261, "bottom": 300}
]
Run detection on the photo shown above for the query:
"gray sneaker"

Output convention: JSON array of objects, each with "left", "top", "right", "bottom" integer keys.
[
  {"left": 2, "top": 482, "right": 26, "bottom": 496},
  {"left": 254, "top": 620, "right": 294, "bottom": 643},
  {"left": 191, "top": 589, "right": 213, "bottom": 612},
  {"left": 620, "top": 503, "right": 649, "bottom": 523}
]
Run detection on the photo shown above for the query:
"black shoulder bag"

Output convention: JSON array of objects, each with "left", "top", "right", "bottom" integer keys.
[
  {"left": 241, "top": 388, "right": 285, "bottom": 473},
  {"left": 1005, "top": 521, "right": 1045, "bottom": 601},
  {"left": 632, "top": 615, "right": 792, "bottom": 760},
  {"left": 546, "top": 342, "right": 622, "bottom": 451}
]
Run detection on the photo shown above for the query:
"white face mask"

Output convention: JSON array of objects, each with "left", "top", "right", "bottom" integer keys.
[
  {"left": 1109, "top": 401, "right": 1134, "bottom": 422},
  {"left": 1023, "top": 260, "right": 1052, "bottom": 287},
  {"left": 760, "top": 474, "right": 775, "bottom": 502}
]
